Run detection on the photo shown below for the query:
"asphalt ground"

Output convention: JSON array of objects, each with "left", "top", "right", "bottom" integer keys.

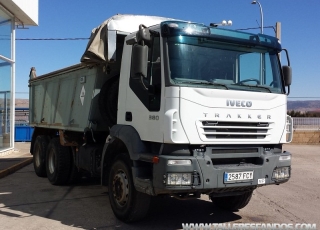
[
  {"left": 0, "top": 144, "right": 319, "bottom": 229},
  {"left": 0, "top": 142, "right": 32, "bottom": 179}
]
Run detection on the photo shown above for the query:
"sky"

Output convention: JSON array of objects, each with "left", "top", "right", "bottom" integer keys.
[{"left": 14, "top": 0, "right": 320, "bottom": 100}]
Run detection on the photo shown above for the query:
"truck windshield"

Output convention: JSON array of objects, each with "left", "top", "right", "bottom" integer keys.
[{"left": 167, "top": 36, "right": 283, "bottom": 94}]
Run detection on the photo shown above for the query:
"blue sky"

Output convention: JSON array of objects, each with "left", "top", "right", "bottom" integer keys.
[{"left": 15, "top": 0, "right": 320, "bottom": 100}]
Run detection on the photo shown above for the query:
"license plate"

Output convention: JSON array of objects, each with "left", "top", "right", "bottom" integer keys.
[{"left": 224, "top": 171, "right": 254, "bottom": 183}]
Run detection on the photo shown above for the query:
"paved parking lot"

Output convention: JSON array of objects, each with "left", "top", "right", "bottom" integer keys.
[{"left": 0, "top": 144, "right": 319, "bottom": 229}]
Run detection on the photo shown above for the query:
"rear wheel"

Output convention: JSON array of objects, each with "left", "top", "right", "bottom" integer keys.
[
  {"left": 108, "top": 153, "right": 151, "bottom": 222},
  {"left": 210, "top": 190, "right": 253, "bottom": 211},
  {"left": 33, "top": 135, "right": 50, "bottom": 177},
  {"left": 46, "top": 138, "right": 71, "bottom": 185}
]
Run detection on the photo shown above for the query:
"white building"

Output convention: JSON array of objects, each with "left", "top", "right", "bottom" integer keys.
[{"left": 0, "top": 0, "right": 38, "bottom": 154}]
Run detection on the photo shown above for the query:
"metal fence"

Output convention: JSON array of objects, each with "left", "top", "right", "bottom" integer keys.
[
  {"left": 292, "top": 117, "right": 320, "bottom": 130},
  {"left": 15, "top": 108, "right": 29, "bottom": 126},
  {"left": 0, "top": 108, "right": 30, "bottom": 135}
]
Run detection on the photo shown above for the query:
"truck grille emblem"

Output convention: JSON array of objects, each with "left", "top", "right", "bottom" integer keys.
[{"left": 227, "top": 99, "right": 252, "bottom": 107}]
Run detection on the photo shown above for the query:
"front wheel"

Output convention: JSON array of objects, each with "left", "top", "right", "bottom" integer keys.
[
  {"left": 108, "top": 153, "right": 151, "bottom": 222},
  {"left": 210, "top": 190, "right": 253, "bottom": 211}
]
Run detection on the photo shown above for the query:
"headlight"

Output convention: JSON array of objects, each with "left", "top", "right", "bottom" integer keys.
[
  {"left": 167, "top": 173, "right": 192, "bottom": 185},
  {"left": 272, "top": 167, "right": 290, "bottom": 180}
]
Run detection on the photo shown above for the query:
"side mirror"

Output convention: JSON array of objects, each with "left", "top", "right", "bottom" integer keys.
[
  {"left": 131, "top": 44, "right": 148, "bottom": 79},
  {"left": 282, "top": 66, "right": 292, "bottom": 86}
]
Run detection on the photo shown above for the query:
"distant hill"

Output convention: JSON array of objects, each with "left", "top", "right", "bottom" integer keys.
[
  {"left": 15, "top": 99, "right": 29, "bottom": 108},
  {"left": 288, "top": 100, "right": 320, "bottom": 112},
  {"left": 0, "top": 98, "right": 29, "bottom": 108}
]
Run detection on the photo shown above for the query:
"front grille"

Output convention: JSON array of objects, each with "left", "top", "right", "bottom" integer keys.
[
  {"left": 212, "top": 148, "right": 258, "bottom": 154},
  {"left": 198, "top": 120, "right": 272, "bottom": 141},
  {"left": 202, "top": 121, "right": 269, "bottom": 127},
  {"left": 211, "top": 158, "right": 262, "bottom": 166}
]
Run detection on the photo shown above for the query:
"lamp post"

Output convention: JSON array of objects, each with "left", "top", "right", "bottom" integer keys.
[{"left": 251, "top": 0, "right": 264, "bottom": 34}]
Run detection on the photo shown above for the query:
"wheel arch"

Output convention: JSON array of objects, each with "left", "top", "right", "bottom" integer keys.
[
  {"left": 109, "top": 125, "right": 148, "bottom": 160},
  {"left": 101, "top": 125, "right": 149, "bottom": 185}
]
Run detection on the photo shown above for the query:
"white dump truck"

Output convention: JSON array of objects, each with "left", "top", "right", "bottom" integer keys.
[{"left": 29, "top": 14, "right": 293, "bottom": 222}]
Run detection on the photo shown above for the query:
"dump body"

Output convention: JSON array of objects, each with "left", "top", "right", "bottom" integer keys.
[{"left": 29, "top": 64, "right": 110, "bottom": 132}]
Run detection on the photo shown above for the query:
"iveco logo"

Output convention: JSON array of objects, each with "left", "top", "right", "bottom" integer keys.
[{"left": 227, "top": 100, "right": 252, "bottom": 107}]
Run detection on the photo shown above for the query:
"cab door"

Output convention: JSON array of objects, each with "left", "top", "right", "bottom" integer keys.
[{"left": 124, "top": 35, "right": 164, "bottom": 142}]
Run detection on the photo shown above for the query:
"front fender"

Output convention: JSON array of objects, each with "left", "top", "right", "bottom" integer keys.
[{"left": 109, "top": 125, "right": 149, "bottom": 160}]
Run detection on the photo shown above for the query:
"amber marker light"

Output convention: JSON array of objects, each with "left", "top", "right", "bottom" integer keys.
[{"left": 152, "top": 156, "right": 160, "bottom": 164}]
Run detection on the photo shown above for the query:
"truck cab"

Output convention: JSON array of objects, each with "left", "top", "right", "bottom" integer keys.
[{"left": 113, "top": 20, "right": 292, "bottom": 186}]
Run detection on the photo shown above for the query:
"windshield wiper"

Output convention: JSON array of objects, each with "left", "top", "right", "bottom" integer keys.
[
  {"left": 174, "top": 80, "right": 229, "bottom": 90},
  {"left": 233, "top": 83, "right": 272, "bottom": 93}
]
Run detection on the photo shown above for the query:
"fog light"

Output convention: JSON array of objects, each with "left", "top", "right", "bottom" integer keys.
[
  {"left": 279, "top": 155, "right": 291, "bottom": 161},
  {"left": 272, "top": 167, "right": 290, "bottom": 180},
  {"left": 167, "top": 160, "right": 191, "bottom": 166},
  {"left": 167, "top": 173, "right": 192, "bottom": 185}
]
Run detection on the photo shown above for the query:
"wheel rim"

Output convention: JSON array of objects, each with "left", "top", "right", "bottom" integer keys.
[
  {"left": 34, "top": 145, "right": 41, "bottom": 168},
  {"left": 112, "top": 169, "right": 129, "bottom": 207},
  {"left": 48, "top": 149, "right": 56, "bottom": 174}
]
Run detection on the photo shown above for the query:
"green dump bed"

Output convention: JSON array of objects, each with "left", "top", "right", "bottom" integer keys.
[{"left": 29, "top": 64, "right": 109, "bottom": 133}]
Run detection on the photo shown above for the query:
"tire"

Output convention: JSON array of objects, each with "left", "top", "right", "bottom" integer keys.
[
  {"left": 108, "top": 153, "right": 151, "bottom": 222},
  {"left": 99, "top": 77, "right": 119, "bottom": 128},
  {"left": 68, "top": 148, "right": 81, "bottom": 184},
  {"left": 46, "top": 138, "right": 72, "bottom": 185},
  {"left": 33, "top": 135, "right": 50, "bottom": 177},
  {"left": 210, "top": 190, "right": 253, "bottom": 211}
]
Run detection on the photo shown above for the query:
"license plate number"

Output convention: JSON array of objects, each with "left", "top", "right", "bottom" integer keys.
[{"left": 224, "top": 171, "right": 254, "bottom": 183}]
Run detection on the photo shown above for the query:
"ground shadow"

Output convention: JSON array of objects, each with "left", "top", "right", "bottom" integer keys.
[{"left": 0, "top": 167, "right": 243, "bottom": 230}]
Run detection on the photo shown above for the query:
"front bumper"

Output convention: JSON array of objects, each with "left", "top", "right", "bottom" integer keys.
[{"left": 152, "top": 149, "right": 291, "bottom": 195}]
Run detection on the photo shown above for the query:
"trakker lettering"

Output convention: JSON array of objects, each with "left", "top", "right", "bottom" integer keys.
[{"left": 214, "top": 113, "right": 271, "bottom": 119}]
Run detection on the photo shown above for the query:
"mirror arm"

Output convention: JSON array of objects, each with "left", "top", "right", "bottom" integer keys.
[
  {"left": 126, "top": 37, "right": 137, "bottom": 45},
  {"left": 282, "top": 48, "right": 291, "bottom": 66},
  {"left": 286, "top": 85, "right": 290, "bottom": 96},
  {"left": 139, "top": 24, "right": 147, "bottom": 31}
]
